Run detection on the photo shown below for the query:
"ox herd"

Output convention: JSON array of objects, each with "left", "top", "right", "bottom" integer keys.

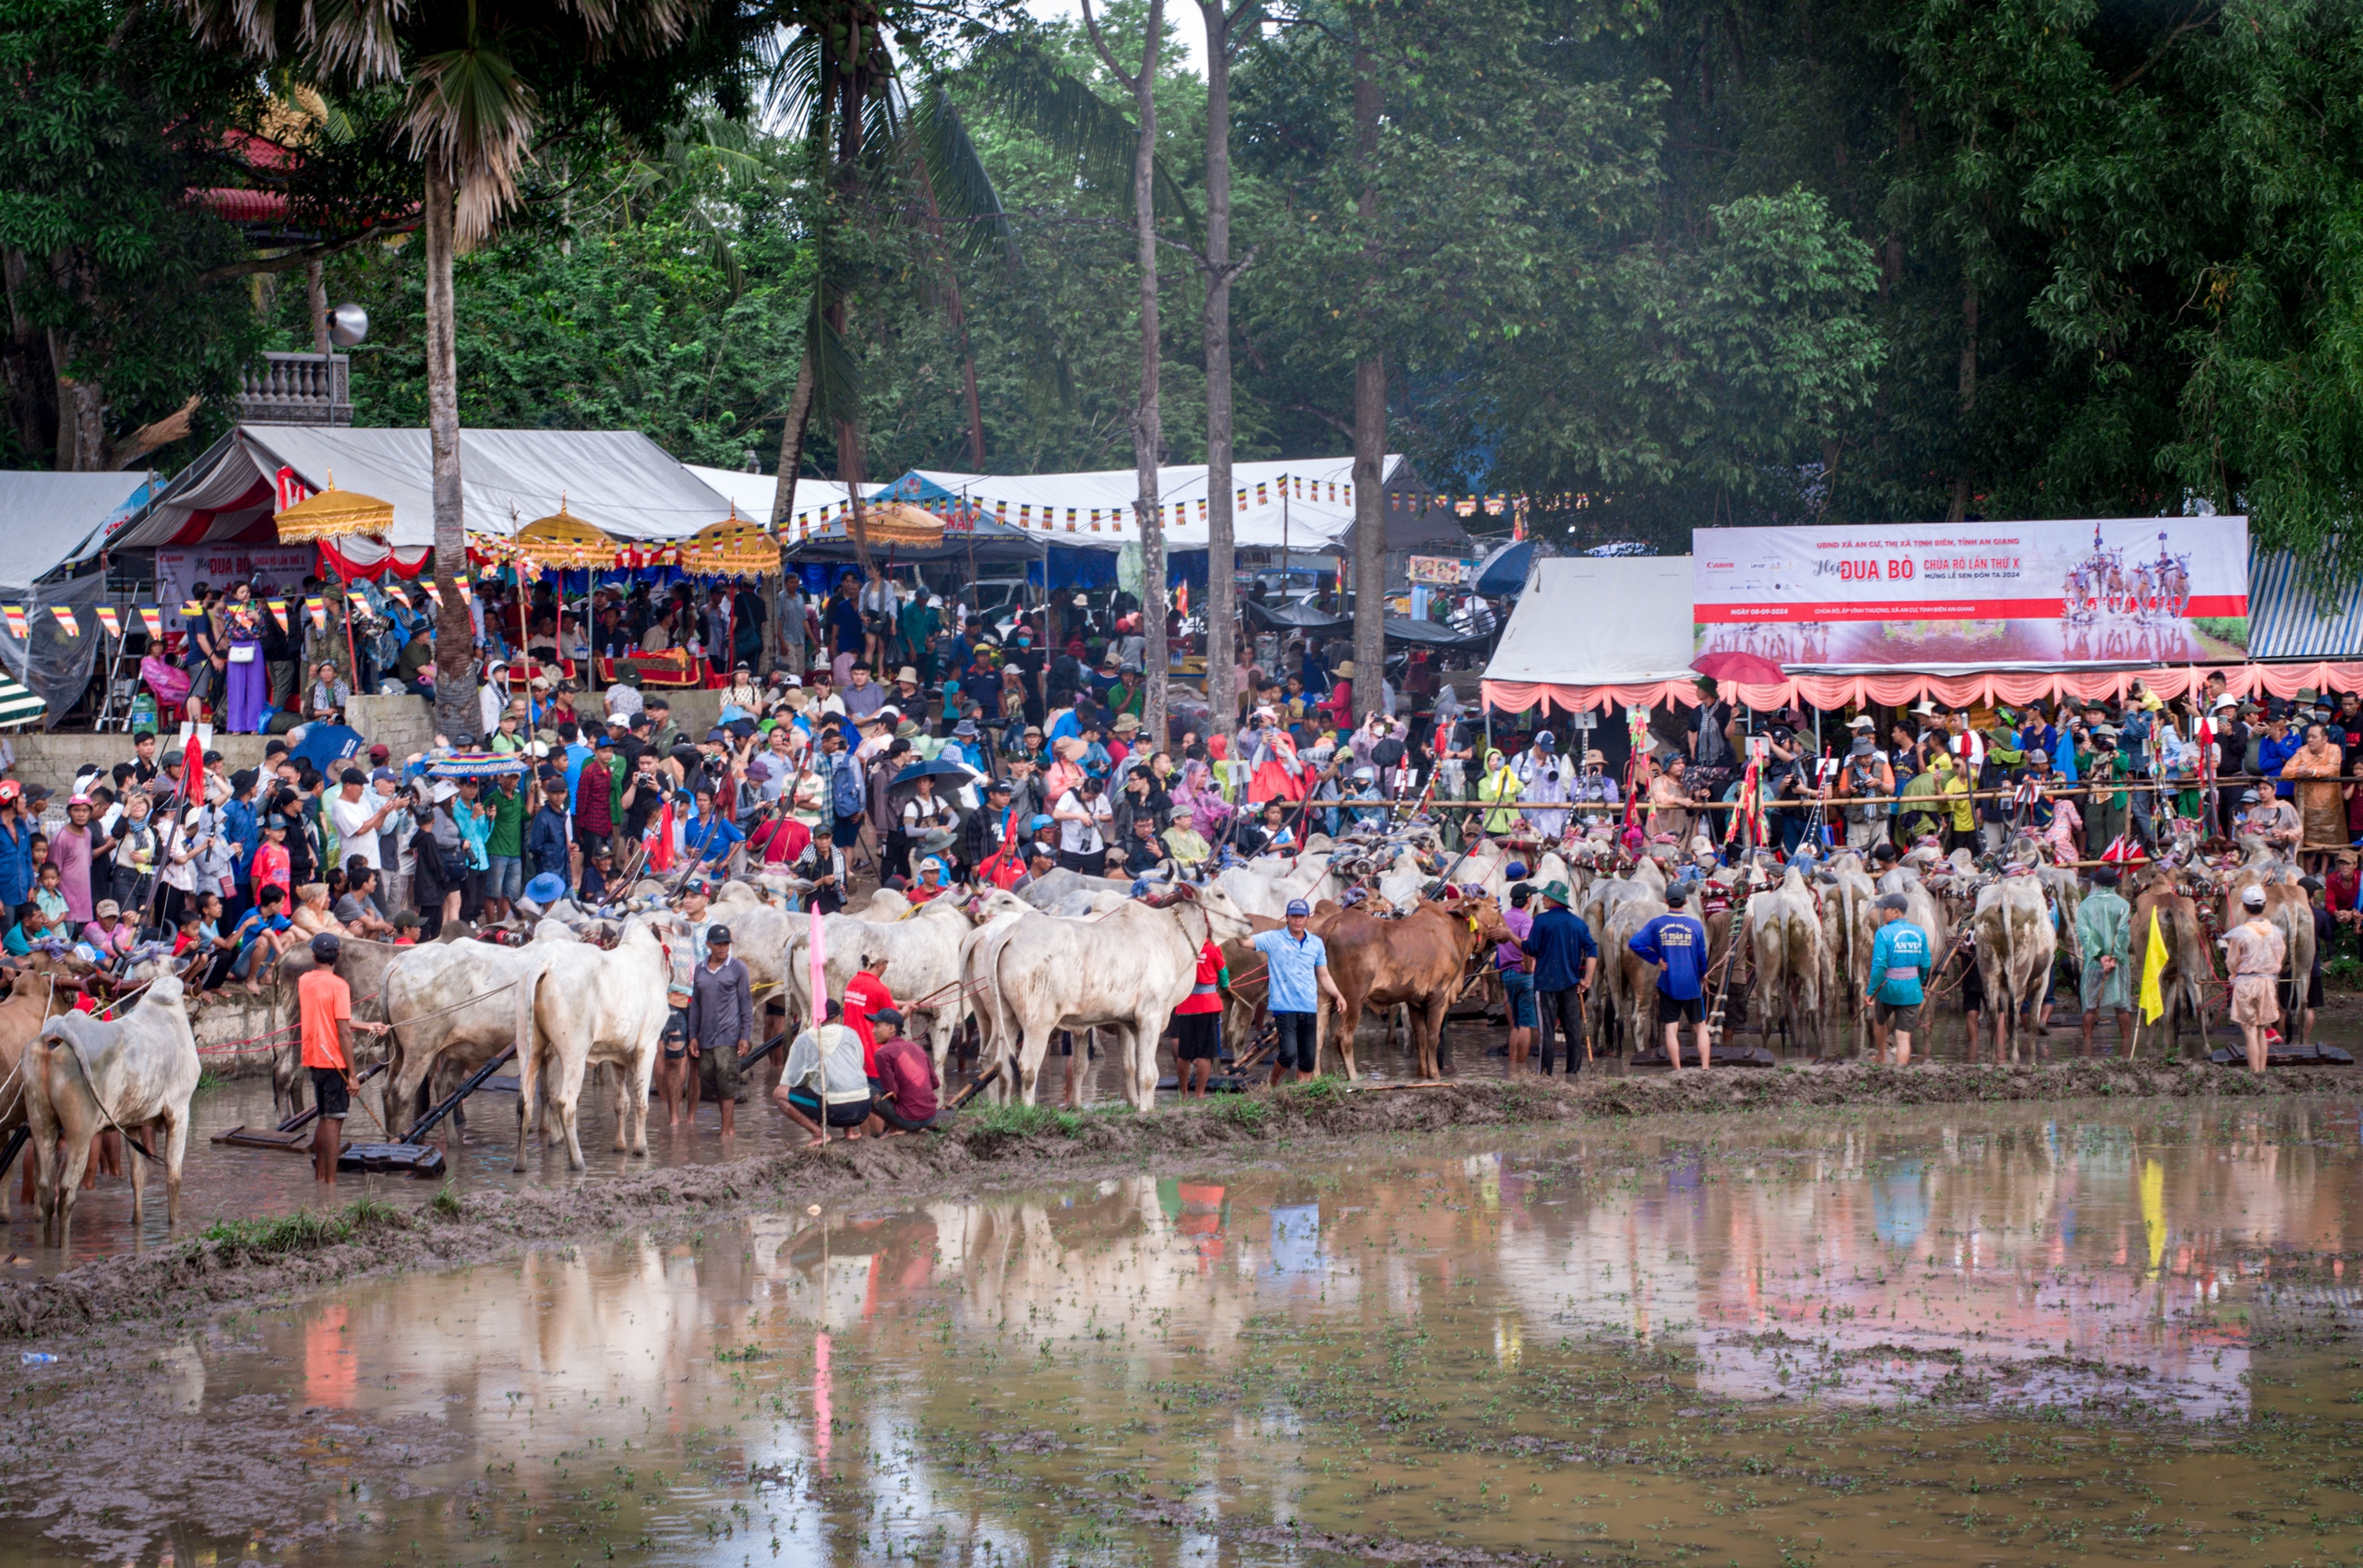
[{"left": 0, "top": 821, "right": 2319, "bottom": 1250}]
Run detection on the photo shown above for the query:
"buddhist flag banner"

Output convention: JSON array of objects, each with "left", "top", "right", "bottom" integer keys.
[
  {"left": 266, "top": 599, "right": 290, "bottom": 634},
  {"left": 138, "top": 606, "right": 163, "bottom": 640},
  {"left": 347, "top": 591, "right": 369, "bottom": 615},
  {"left": 1691, "top": 517, "right": 2250, "bottom": 667},
  {"left": 94, "top": 606, "right": 121, "bottom": 639},
  {"left": 48, "top": 607, "right": 77, "bottom": 638},
  {"left": 3, "top": 606, "right": 27, "bottom": 640},
  {"left": 305, "top": 596, "right": 328, "bottom": 629}
]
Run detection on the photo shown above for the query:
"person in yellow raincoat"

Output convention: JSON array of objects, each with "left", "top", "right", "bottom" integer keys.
[{"left": 1479, "top": 748, "right": 1525, "bottom": 836}]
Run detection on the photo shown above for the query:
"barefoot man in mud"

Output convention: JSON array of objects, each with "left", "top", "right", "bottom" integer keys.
[
  {"left": 2225, "top": 884, "right": 2286, "bottom": 1073},
  {"left": 297, "top": 932, "right": 384, "bottom": 1185}
]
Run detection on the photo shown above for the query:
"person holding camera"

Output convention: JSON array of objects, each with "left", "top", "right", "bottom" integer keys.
[{"left": 1837, "top": 717, "right": 1894, "bottom": 851}]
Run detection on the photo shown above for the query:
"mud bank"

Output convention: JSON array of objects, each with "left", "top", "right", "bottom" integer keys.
[{"left": 0, "top": 1058, "right": 2347, "bottom": 1342}]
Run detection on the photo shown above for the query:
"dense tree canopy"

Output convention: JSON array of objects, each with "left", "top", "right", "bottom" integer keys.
[{"left": 15, "top": 0, "right": 2363, "bottom": 577}]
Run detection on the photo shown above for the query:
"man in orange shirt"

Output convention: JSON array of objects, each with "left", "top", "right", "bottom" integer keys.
[{"left": 298, "top": 933, "right": 361, "bottom": 1184}]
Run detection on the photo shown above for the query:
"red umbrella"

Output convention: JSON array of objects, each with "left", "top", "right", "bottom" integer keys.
[{"left": 1692, "top": 650, "right": 1786, "bottom": 686}]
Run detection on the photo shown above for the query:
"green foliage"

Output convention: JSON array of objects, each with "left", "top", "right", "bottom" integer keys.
[
  {"left": 0, "top": 0, "right": 273, "bottom": 468},
  {"left": 199, "top": 1196, "right": 406, "bottom": 1259}
]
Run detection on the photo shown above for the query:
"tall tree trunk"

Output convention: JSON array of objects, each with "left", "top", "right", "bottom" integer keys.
[
  {"left": 306, "top": 257, "right": 331, "bottom": 357},
  {"left": 424, "top": 164, "right": 478, "bottom": 742},
  {"left": 0, "top": 250, "right": 44, "bottom": 460},
  {"left": 837, "top": 409, "right": 875, "bottom": 576},
  {"left": 1199, "top": 0, "right": 1241, "bottom": 736},
  {"left": 767, "top": 352, "right": 816, "bottom": 672},
  {"left": 832, "top": 42, "right": 876, "bottom": 575},
  {"left": 1948, "top": 273, "right": 1978, "bottom": 523},
  {"left": 1086, "top": 0, "right": 1169, "bottom": 747},
  {"left": 1349, "top": 37, "right": 1385, "bottom": 724}
]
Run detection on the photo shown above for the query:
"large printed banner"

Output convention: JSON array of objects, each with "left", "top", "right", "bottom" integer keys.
[
  {"left": 1693, "top": 518, "right": 2249, "bottom": 667},
  {"left": 156, "top": 545, "right": 318, "bottom": 613}
]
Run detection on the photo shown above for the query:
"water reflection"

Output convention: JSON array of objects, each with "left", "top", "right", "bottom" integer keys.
[{"left": 7, "top": 1097, "right": 2363, "bottom": 1566}]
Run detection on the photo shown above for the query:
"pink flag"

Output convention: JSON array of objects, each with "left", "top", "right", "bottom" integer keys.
[{"left": 809, "top": 905, "right": 827, "bottom": 1026}]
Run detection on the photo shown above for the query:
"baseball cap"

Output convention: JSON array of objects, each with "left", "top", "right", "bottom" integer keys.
[
  {"left": 1286, "top": 899, "right": 1311, "bottom": 917},
  {"left": 310, "top": 932, "right": 342, "bottom": 962},
  {"left": 706, "top": 924, "right": 732, "bottom": 945},
  {"left": 94, "top": 900, "right": 119, "bottom": 917},
  {"left": 2242, "top": 885, "right": 2267, "bottom": 909},
  {"left": 370, "top": 767, "right": 397, "bottom": 784}
]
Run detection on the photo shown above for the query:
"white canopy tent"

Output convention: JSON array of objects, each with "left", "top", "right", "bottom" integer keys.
[
  {"left": 113, "top": 426, "right": 738, "bottom": 557},
  {"left": 1481, "top": 557, "right": 1702, "bottom": 712},
  {"left": 1, "top": 472, "right": 150, "bottom": 589}
]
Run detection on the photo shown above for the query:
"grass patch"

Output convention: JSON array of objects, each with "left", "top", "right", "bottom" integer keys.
[
  {"left": 199, "top": 1197, "right": 407, "bottom": 1260},
  {"left": 1285, "top": 1074, "right": 1345, "bottom": 1105},
  {"left": 428, "top": 1184, "right": 463, "bottom": 1218},
  {"left": 1215, "top": 1095, "right": 1273, "bottom": 1130},
  {"left": 960, "top": 1101, "right": 1136, "bottom": 1140}
]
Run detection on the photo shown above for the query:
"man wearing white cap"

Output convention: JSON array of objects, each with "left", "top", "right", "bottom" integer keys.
[{"left": 2225, "top": 884, "right": 2286, "bottom": 1071}]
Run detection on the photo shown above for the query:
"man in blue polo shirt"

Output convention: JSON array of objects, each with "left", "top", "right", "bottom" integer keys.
[
  {"left": 1518, "top": 880, "right": 1599, "bottom": 1077},
  {"left": 1629, "top": 883, "right": 1712, "bottom": 1072},
  {"left": 1251, "top": 899, "right": 1347, "bottom": 1084}
]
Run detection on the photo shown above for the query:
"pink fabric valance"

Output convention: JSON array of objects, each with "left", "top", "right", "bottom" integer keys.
[{"left": 1483, "top": 662, "right": 2363, "bottom": 717}]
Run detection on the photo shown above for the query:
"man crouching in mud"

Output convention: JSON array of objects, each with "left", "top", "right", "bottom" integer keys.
[{"left": 775, "top": 1000, "right": 873, "bottom": 1145}]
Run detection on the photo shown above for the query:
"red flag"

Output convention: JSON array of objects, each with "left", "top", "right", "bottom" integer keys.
[
  {"left": 183, "top": 728, "right": 205, "bottom": 802},
  {"left": 645, "top": 796, "right": 675, "bottom": 872}
]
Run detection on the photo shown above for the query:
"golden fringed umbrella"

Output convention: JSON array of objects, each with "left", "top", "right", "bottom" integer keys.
[
  {"left": 271, "top": 470, "right": 394, "bottom": 542},
  {"left": 511, "top": 497, "right": 625, "bottom": 569},
  {"left": 839, "top": 500, "right": 944, "bottom": 549},
  {"left": 678, "top": 505, "right": 781, "bottom": 576}
]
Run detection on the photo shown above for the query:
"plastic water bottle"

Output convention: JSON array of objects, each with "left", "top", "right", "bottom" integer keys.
[{"left": 18, "top": 1352, "right": 54, "bottom": 1366}]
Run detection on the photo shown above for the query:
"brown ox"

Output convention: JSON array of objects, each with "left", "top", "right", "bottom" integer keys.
[
  {"left": 0, "top": 954, "right": 97, "bottom": 1214},
  {"left": 270, "top": 936, "right": 405, "bottom": 1120},
  {"left": 1311, "top": 897, "right": 1513, "bottom": 1080},
  {"left": 2130, "top": 880, "right": 2213, "bottom": 1058}
]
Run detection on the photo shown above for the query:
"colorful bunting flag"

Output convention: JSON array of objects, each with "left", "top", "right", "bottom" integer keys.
[
  {"left": 3, "top": 605, "right": 28, "bottom": 640},
  {"left": 179, "top": 600, "right": 202, "bottom": 617},
  {"left": 49, "top": 606, "right": 77, "bottom": 637},
  {"left": 1237, "top": 488, "right": 1248, "bottom": 509},
  {"left": 305, "top": 596, "right": 327, "bottom": 630},
  {"left": 265, "top": 599, "right": 289, "bottom": 634},
  {"left": 94, "top": 606, "right": 121, "bottom": 639},
  {"left": 1255, "top": 484, "right": 1268, "bottom": 507},
  {"left": 138, "top": 606, "right": 162, "bottom": 640},
  {"left": 421, "top": 583, "right": 442, "bottom": 607}
]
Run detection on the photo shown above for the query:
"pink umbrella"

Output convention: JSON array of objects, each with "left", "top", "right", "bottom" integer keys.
[{"left": 1692, "top": 650, "right": 1786, "bottom": 687}]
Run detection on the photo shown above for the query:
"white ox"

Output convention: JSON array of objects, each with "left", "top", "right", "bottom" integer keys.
[
  {"left": 25, "top": 976, "right": 201, "bottom": 1245},
  {"left": 785, "top": 899, "right": 976, "bottom": 1065},
  {"left": 975, "top": 886, "right": 1253, "bottom": 1109},
  {"left": 383, "top": 941, "right": 548, "bottom": 1144},
  {"left": 519, "top": 922, "right": 672, "bottom": 1169}
]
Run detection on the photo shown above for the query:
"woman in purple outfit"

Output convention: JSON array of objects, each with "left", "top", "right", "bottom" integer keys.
[{"left": 222, "top": 581, "right": 267, "bottom": 733}]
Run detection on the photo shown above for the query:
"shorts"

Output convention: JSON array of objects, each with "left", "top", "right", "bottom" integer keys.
[
  {"left": 485, "top": 856, "right": 523, "bottom": 902},
  {"left": 786, "top": 1088, "right": 872, "bottom": 1128},
  {"left": 1959, "top": 959, "right": 1985, "bottom": 1011},
  {"left": 1501, "top": 969, "right": 1537, "bottom": 1030},
  {"left": 700, "top": 1043, "right": 744, "bottom": 1100},
  {"left": 2231, "top": 976, "right": 2281, "bottom": 1027},
  {"left": 1656, "top": 992, "right": 1704, "bottom": 1027},
  {"left": 308, "top": 1065, "right": 350, "bottom": 1119},
  {"left": 1173, "top": 1011, "right": 1222, "bottom": 1063},
  {"left": 1271, "top": 1011, "right": 1319, "bottom": 1073},
  {"left": 1874, "top": 999, "right": 1916, "bottom": 1027},
  {"left": 876, "top": 1100, "right": 937, "bottom": 1132}
]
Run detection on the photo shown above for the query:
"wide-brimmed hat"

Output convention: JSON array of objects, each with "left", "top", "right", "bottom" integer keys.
[
  {"left": 896, "top": 665, "right": 919, "bottom": 685},
  {"left": 1541, "top": 880, "right": 1573, "bottom": 906},
  {"left": 1111, "top": 713, "right": 1141, "bottom": 735}
]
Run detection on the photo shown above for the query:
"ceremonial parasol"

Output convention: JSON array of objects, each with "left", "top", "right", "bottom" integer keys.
[
  {"left": 678, "top": 506, "right": 779, "bottom": 577},
  {"left": 271, "top": 472, "right": 394, "bottom": 542},
  {"left": 845, "top": 501, "right": 945, "bottom": 549},
  {"left": 510, "top": 498, "right": 624, "bottom": 570},
  {"left": 1691, "top": 650, "right": 1786, "bottom": 687}
]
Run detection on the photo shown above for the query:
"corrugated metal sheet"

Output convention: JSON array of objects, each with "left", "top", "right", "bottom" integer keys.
[{"left": 2247, "top": 547, "right": 2363, "bottom": 659}]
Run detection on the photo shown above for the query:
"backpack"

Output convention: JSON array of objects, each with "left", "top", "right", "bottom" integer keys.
[{"left": 829, "top": 754, "right": 863, "bottom": 820}]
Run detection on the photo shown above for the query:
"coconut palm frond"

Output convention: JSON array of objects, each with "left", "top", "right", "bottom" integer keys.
[
  {"left": 296, "top": 0, "right": 405, "bottom": 84},
  {"left": 761, "top": 25, "right": 828, "bottom": 141},
  {"left": 802, "top": 286, "right": 862, "bottom": 430},
  {"left": 403, "top": 39, "right": 542, "bottom": 245},
  {"left": 909, "top": 82, "right": 1021, "bottom": 270},
  {"left": 967, "top": 32, "right": 1198, "bottom": 237}
]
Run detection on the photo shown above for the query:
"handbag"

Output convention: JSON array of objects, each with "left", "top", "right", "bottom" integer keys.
[{"left": 228, "top": 644, "right": 257, "bottom": 664}]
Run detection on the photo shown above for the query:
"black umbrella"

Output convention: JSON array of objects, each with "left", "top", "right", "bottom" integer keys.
[{"left": 887, "top": 755, "right": 987, "bottom": 819}]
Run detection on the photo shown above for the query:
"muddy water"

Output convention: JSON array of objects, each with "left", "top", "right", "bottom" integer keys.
[
  {"left": 15, "top": 990, "right": 2356, "bottom": 1273},
  {"left": 6, "top": 1096, "right": 2363, "bottom": 1564}
]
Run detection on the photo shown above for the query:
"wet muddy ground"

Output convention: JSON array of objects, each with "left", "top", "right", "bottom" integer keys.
[
  {"left": 6, "top": 1093, "right": 2363, "bottom": 1564},
  {"left": 8, "top": 987, "right": 2357, "bottom": 1273}
]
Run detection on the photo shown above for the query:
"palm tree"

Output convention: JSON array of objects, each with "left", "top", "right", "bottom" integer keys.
[{"left": 180, "top": 0, "right": 745, "bottom": 740}]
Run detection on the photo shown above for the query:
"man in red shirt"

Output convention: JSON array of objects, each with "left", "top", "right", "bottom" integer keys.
[
  {"left": 840, "top": 967, "right": 896, "bottom": 1078},
  {"left": 297, "top": 933, "right": 357, "bottom": 1184},
  {"left": 867, "top": 1010, "right": 939, "bottom": 1134},
  {"left": 1170, "top": 938, "right": 1229, "bottom": 1097}
]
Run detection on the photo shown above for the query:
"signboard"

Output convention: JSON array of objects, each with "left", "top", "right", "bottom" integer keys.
[
  {"left": 1692, "top": 518, "right": 2249, "bottom": 666},
  {"left": 156, "top": 545, "right": 318, "bottom": 613},
  {"left": 1407, "top": 555, "right": 1468, "bottom": 586}
]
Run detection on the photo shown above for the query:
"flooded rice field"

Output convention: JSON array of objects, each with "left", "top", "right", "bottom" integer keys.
[
  {"left": 9, "top": 996, "right": 2352, "bottom": 1274},
  {"left": 6, "top": 1095, "right": 2363, "bottom": 1565}
]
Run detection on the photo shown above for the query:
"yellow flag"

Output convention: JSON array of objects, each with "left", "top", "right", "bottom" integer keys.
[{"left": 2139, "top": 906, "right": 2168, "bottom": 1024}]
